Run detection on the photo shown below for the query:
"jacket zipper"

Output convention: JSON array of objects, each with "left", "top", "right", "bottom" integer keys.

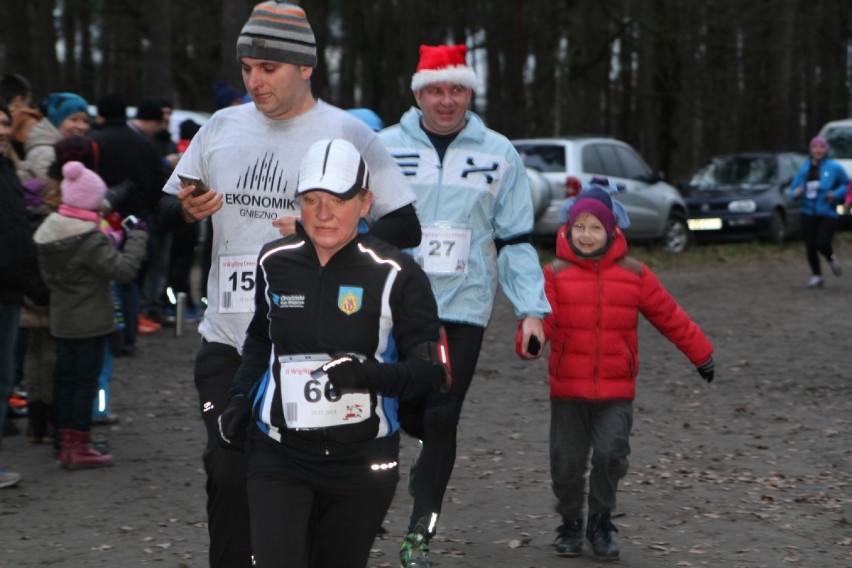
[{"left": 593, "top": 262, "right": 602, "bottom": 400}]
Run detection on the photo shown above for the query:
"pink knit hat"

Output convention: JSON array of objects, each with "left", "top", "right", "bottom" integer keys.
[
  {"left": 810, "top": 135, "right": 828, "bottom": 149},
  {"left": 61, "top": 161, "right": 108, "bottom": 211}
]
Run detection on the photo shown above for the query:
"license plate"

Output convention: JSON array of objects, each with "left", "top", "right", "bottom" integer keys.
[{"left": 688, "top": 218, "right": 723, "bottom": 231}]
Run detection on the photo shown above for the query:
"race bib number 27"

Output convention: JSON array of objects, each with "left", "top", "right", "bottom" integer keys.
[{"left": 415, "top": 223, "right": 472, "bottom": 275}]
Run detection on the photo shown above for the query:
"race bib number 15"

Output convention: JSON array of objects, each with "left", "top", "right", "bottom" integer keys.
[{"left": 218, "top": 254, "right": 257, "bottom": 314}]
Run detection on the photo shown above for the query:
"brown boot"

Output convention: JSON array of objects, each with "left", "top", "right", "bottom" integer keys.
[{"left": 62, "top": 429, "right": 113, "bottom": 470}]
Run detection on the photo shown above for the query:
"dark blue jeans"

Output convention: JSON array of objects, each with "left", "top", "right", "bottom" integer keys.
[
  {"left": 140, "top": 216, "right": 172, "bottom": 317},
  {"left": 0, "top": 303, "right": 21, "bottom": 439},
  {"left": 550, "top": 398, "right": 633, "bottom": 520},
  {"left": 117, "top": 281, "right": 139, "bottom": 350},
  {"left": 55, "top": 335, "right": 108, "bottom": 431}
]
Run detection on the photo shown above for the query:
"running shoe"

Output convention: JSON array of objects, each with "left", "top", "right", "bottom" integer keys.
[
  {"left": 137, "top": 314, "right": 161, "bottom": 334},
  {"left": 400, "top": 530, "right": 430, "bottom": 568},
  {"left": 830, "top": 256, "right": 842, "bottom": 277},
  {"left": 0, "top": 467, "right": 21, "bottom": 488}
]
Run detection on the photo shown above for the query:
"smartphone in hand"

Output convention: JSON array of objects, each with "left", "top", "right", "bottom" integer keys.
[
  {"left": 178, "top": 174, "right": 210, "bottom": 197},
  {"left": 527, "top": 335, "right": 541, "bottom": 356},
  {"left": 121, "top": 214, "right": 139, "bottom": 231}
]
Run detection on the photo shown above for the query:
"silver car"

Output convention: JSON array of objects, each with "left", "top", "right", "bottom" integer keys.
[{"left": 513, "top": 137, "right": 690, "bottom": 253}]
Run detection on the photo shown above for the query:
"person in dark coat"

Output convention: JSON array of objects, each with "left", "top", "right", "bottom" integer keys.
[
  {"left": 90, "top": 92, "right": 169, "bottom": 350},
  {"left": 0, "top": 97, "right": 49, "bottom": 487}
]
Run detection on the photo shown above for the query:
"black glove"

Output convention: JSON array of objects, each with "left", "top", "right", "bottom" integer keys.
[
  {"left": 696, "top": 357, "right": 715, "bottom": 383},
  {"left": 217, "top": 396, "right": 252, "bottom": 452},
  {"left": 313, "top": 354, "right": 371, "bottom": 393},
  {"left": 104, "top": 179, "right": 136, "bottom": 212}
]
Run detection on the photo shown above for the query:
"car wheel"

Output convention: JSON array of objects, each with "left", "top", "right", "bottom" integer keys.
[
  {"left": 662, "top": 211, "right": 689, "bottom": 254},
  {"left": 765, "top": 209, "right": 786, "bottom": 244}
]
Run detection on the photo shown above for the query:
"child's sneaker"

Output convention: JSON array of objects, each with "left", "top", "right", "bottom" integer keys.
[
  {"left": 807, "top": 275, "right": 823, "bottom": 289},
  {"left": 554, "top": 519, "right": 583, "bottom": 556}
]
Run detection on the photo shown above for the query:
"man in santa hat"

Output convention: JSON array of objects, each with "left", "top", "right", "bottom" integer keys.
[{"left": 380, "top": 44, "right": 550, "bottom": 568}]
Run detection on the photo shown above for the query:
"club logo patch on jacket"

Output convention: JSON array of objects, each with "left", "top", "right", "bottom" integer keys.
[
  {"left": 270, "top": 291, "right": 305, "bottom": 309},
  {"left": 338, "top": 286, "right": 363, "bottom": 315}
]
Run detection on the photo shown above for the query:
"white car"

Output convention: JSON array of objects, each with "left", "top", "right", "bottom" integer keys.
[
  {"left": 817, "top": 118, "right": 852, "bottom": 221},
  {"left": 513, "top": 136, "right": 690, "bottom": 253}
]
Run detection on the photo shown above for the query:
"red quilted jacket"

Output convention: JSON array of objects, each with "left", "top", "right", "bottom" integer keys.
[{"left": 543, "top": 226, "right": 713, "bottom": 401}]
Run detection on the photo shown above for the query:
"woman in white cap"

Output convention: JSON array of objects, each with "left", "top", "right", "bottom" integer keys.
[{"left": 216, "top": 139, "right": 450, "bottom": 568}]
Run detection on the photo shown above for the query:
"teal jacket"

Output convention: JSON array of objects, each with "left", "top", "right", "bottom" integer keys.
[{"left": 789, "top": 157, "right": 849, "bottom": 218}]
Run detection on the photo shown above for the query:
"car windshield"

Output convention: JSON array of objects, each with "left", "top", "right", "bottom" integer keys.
[
  {"left": 689, "top": 156, "right": 777, "bottom": 189},
  {"left": 824, "top": 126, "right": 852, "bottom": 159},
  {"left": 514, "top": 144, "right": 565, "bottom": 173}
]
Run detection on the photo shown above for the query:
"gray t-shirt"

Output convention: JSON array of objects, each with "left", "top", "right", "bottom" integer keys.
[{"left": 163, "top": 99, "right": 416, "bottom": 351}]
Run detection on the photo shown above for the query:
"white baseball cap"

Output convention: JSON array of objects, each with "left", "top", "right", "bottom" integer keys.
[{"left": 296, "top": 138, "right": 370, "bottom": 200}]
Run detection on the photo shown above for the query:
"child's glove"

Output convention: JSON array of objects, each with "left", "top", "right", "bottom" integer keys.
[
  {"left": 217, "top": 396, "right": 251, "bottom": 452},
  {"left": 696, "top": 357, "right": 715, "bottom": 383}
]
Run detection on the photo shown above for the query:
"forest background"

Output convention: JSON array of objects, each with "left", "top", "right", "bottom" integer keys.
[{"left": 2, "top": 0, "right": 852, "bottom": 181}]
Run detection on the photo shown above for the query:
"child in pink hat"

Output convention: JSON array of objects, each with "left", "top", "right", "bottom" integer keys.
[{"left": 32, "top": 162, "right": 148, "bottom": 470}]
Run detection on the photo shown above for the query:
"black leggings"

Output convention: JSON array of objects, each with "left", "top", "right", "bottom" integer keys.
[
  {"left": 247, "top": 434, "right": 398, "bottom": 568},
  {"left": 801, "top": 214, "right": 838, "bottom": 276},
  {"left": 398, "top": 322, "right": 485, "bottom": 534}
]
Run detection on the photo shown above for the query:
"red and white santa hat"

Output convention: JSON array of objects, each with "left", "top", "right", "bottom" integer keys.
[{"left": 411, "top": 44, "right": 478, "bottom": 91}]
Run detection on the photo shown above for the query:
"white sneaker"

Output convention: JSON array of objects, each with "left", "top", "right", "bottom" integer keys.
[
  {"left": 807, "top": 276, "right": 823, "bottom": 289},
  {"left": 830, "top": 256, "right": 842, "bottom": 277},
  {"left": 0, "top": 467, "right": 22, "bottom": 488}
]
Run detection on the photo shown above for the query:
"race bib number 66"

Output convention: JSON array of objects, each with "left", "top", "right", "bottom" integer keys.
[{"left": 278, "top": 355, "right": 371, "bottom": 429}]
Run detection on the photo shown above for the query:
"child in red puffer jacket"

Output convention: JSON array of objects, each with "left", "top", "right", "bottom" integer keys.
[{"left": 543, "top": 182, "right": 714, "bottom": 561}]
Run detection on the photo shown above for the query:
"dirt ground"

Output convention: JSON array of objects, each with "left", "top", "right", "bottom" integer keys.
[{"left": 1, "top": 244, "right": 851, "bottom": 568}]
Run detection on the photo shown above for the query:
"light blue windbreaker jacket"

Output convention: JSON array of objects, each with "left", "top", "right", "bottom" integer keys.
[
  {"left": 380, "top": 108, "right": 551, "bottom": 326},
  {"left": 789, "top": 157, "right": 849, "bottom": 218}
]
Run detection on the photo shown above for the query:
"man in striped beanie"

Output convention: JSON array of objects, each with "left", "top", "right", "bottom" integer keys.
[
  {"left": 236, "top": 1, "right": 317, "bottom": 67},
  {"left": 158, "top": 2, "right": 423, "bottom": 567}
]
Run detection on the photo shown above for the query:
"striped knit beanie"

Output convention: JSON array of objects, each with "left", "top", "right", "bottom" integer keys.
[{"left": 236, "top": 2, "right": 317, "bottom": 67}]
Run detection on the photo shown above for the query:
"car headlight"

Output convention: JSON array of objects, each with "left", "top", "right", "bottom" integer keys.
[{"left": 728, "top": 199, "right": 757, "bottom": 213}]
